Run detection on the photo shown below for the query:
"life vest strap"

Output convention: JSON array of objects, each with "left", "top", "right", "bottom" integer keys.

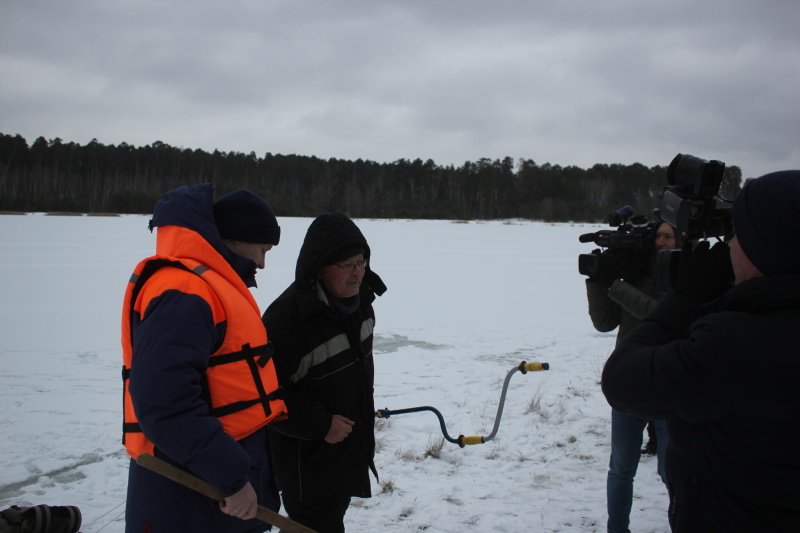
[
  {"left": 123, "top": 422, "right": 142, "bottom": 434},
  {"left": 208, "top": 342, "right": 283, "bottom": 420},
  {"left": 208, "top": 342, "right": 274, "bottom": 369}
]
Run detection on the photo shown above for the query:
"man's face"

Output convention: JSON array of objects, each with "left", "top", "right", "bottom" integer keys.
[
  {"left": 226, "top": 241, "right": 273, "bottom": 269},
  {"left": 729, "top": 235, "right": 762, "bottom": 285},
  {"left": 318, "top": 254, "right": 366, "bottom": 299},
  {"left": 655, "top": 223, "right": 677, "bottom": 252}
]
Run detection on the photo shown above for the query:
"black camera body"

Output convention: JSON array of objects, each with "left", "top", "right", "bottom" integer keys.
[
  {"left": 652, "top": 154, "right": 735, "bottom": 292},
  {"left": 578, "top": 206, "right": 657, "bottom": 283},
  {"left": 656, "top": 153, "right": 733, "bottom": 242}
]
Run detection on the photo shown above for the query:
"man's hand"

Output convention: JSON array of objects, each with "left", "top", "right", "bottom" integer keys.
[
  {"left": 674, "top": 240, "right": 733, "bottom": 303},
  {"left": 324, "top": 414, "right": 355, "bottom": 444},
  {"left": 220, "top": 481, "right": 257, "bottom": 520}
]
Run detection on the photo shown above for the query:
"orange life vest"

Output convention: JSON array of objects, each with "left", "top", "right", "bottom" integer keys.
[{"left": 121, "top": 226, "right": 287, "bottom": 459}]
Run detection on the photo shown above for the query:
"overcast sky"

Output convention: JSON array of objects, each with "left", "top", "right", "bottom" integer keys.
[{"left": 2, "top": 0, "right": 799, "bottom": 180}]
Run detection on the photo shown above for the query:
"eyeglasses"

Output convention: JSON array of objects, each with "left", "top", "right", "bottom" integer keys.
[{"left": 332, "top": 259, "right": 368, "bottom": 273}]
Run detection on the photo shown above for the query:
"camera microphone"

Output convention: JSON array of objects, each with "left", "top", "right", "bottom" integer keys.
[
  {"left": 617, "top": 205, "right": 634, "bottom": 218},
  {"left": 606, "top": 205, "right": 634, "bottom": 227},
  {"left": 579, "top": 232, "right": 600, "bottom": 243}
]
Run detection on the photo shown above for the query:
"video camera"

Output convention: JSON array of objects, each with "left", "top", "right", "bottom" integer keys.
[
  {"left": 655, "top": 153, "right": 733, "bottom": 242},
  {"left": 578, "top": 206, "right": 658, "bottom": 284},
  {"left": 578, "top": 154, "right": 735, "bottom": 289},
  {"left": 652, "top": 153, "right": 734, "bottom": 291}
]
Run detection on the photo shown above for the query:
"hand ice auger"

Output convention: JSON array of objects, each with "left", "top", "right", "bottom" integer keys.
[{"left": 375, "top": 361, "right": 549, "bottom": 448}]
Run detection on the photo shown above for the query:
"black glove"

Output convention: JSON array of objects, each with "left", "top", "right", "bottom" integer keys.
[
  {"left": 674, "top": 240, "right": 734, "bottom": 303},
  {"left": 590, "top": 251, "right": 618, "bottom": 287}
]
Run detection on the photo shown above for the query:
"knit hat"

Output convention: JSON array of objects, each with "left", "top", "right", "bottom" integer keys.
[
  {"left": 732, "top": 170, "right": 800, "bottom": 275},
  {"left": 213, "top": 190, "right": 281, "bottom": 245},
  {"left": 325, "top": 246, "right": 365, "bottom": 266}
]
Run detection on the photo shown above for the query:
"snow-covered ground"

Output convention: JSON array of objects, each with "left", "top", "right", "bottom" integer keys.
[{"left": 0, "top": 213, "right": 669, "bottom": 532}]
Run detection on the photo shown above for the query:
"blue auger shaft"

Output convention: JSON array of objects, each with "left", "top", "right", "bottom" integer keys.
[{"left": 375, "top": 361, "right": 549, "bottom": 448}]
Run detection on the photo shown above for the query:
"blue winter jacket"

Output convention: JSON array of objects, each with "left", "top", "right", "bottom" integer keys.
[{"left": 124, "top": 184, "right": 280, "bottom": 533}]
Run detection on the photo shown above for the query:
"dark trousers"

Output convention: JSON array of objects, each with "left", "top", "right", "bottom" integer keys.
[
  {"left": 280, "top": 493, "right": 351, "bottom": 533},
  {"left": 607, "top": 409, "right": 669, "bottom": 533}
]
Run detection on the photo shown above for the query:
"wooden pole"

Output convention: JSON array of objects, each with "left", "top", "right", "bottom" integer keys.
[{"left": 136, "top": 453, "right": 317, "bottom": 533}]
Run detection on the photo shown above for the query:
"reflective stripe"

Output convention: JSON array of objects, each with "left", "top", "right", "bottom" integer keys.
[
  {"left": 290, "top": 333, "right": 349, "bottom": 383},
  {"left": 289, "top": 317, "right": 375, "bottom": 383},
  {"left": 361, "top": 317, "right": 375, "bottom": 362},
  {"left": 360, "top": 317, "right": 375, "bottom": 342}
]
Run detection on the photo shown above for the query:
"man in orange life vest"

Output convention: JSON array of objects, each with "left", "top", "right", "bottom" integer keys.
[{"left": 122, "top": 184, "right": 287, "bottom": 533}]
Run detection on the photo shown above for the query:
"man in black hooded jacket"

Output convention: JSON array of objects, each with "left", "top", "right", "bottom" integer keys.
[
  {"left": 263, "top": 213, "right": 387, "bottom": 533},
  {"left": 602, "top": 170, "right": 800, "bottom": 531}
]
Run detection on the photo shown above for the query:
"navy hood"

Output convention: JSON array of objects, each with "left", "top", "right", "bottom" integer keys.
[{"left": 148, "top": 184, "right": 261, "bottom": 287}]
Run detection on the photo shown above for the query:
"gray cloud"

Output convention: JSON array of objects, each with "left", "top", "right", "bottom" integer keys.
[{"left": 2, "top": 0, "right": 798, "bottom": 179}]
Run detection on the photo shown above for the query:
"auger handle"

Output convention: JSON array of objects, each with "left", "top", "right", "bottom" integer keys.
[
  {"left": 376, "top": 361, "right": 551, "bottom": 448},
  {"left": 520, "top": 361, "right": 549, "bottom": 373}
]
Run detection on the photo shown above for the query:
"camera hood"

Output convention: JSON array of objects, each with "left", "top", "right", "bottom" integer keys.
[{"left": 667, "top": 153, "right": 725, "bottom": 197}]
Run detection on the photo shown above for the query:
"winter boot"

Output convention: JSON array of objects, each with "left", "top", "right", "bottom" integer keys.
[
  {"left": 640, "top": 420, "right": 658, "bottom": 455},
  {"left": 640, "top": 439, "right": 657, "bottom": 456}
]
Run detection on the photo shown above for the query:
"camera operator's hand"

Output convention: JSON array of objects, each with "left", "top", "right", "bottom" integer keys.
[
  {"left": 674, "top": 240, "right": 733, "bottom": 303},
  {"left": 585, "top": 270, "right": 615, "bottom": 287},
  {"left": 594, "top": 260, "right": 618, "bottom": 287},
  {"left": 599, "top": 271, "right": 618, "bottom": 287}
]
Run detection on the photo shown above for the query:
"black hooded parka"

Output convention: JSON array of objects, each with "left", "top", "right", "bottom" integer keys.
[{"left": 263, "top": 213, "right": 387, "bottom": 501}]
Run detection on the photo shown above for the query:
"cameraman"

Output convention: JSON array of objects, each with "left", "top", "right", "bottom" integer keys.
[
  {"left": 602, "top": 170, "right": 800, "bottom": 531},
  {"left": 585, "top": 220, "right": 677, "bottom": 533}
]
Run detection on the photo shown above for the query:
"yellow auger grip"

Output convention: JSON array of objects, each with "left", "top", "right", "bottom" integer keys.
[
  {"left": 461, "top": 436, "right": 484, "bottom": 446},
  {"left": 522, "top": 362, "right": 549, "bottom": 372}
]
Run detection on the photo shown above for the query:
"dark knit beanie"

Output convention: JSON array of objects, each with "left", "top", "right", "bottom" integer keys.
[
  {"left": 325, "top": 246, "right": 365, "bottom": 266},
  {"left": 213, "top": 190, "right": 281, "bottom": 245},
  {"left": 732, "top": 170, "right": 800, "bottom": 275}
]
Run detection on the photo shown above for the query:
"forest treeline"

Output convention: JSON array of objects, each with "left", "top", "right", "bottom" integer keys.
[{"left": 0, "top": 133, "right": 742, "bottom": 222}]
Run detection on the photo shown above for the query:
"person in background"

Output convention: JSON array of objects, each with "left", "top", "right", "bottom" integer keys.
[
  {"left": 602, "top": 170, "right": 800, "bottom": 531},
  {"left": 641, "top": 224, "right": 678, "bottom": 456},
  {"left": 585, "top": 220, "right": 678, "bottom": 533},
  {"left": 263, "top": 213, "right": 387, "bottom": 533},
  {"left": 641, "top": 423, "right": 658, "bottom": 455},
  {"left": 122, "top": 184, "right": 287, "bottom": 533}
]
